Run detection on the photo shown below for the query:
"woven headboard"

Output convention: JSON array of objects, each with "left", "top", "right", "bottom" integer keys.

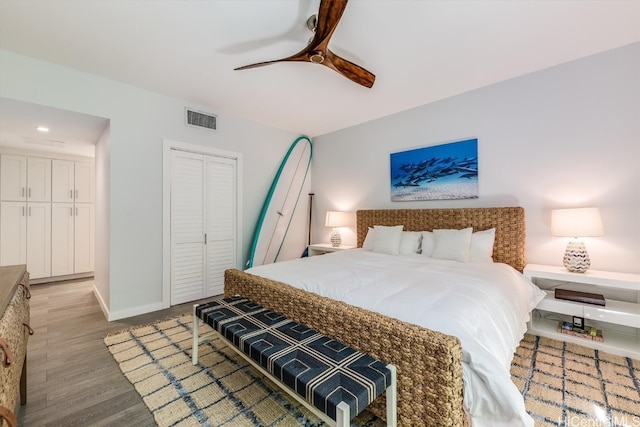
[{"left": 356, "top": 207, "right": 526, "bottom": 272}]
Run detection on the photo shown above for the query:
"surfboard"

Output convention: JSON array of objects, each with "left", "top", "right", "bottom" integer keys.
[{"left": 247, "top": 136, "right": 312, "bottom": 268}]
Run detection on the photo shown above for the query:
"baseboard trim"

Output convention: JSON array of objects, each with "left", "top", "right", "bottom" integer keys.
[
  {"left": 93, "top": 284, "right": 110, "bottom": 320},
  {"left": 107, "top": 301, "right": 165, "bottom": 321},
  {"left": 92, "top": 284, "right": 165, "bottom": 322},
  {"left": 30, "top": 272, "right": 94, "bottom": 285}
]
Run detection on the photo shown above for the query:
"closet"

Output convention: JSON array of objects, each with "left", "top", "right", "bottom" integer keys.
[
  {"left": 170, "top": 149, "right": 237, "bottom": 305},
  {"left": 50, "top": 160, "right": 95, "bottom": 276},
  {"left": 0, "top": 153, "right": 94, "bottom": 280},
  {"left": 0, "top": 155, "right": 52, "bottom": 278}
]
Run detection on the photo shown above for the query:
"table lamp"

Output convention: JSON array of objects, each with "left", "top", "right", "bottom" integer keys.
[
  {"left": 551, "top": 207, "right": 603, "bottom": 273},
  {"left": 325, "top": 211, "right": 352, "bottom": 247}
]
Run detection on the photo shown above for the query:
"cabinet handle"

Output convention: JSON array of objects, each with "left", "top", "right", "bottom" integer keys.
[
  {"left": 22, "top": 323, "right": 34, "bottom": 336},
  {"left": 75, "top": 189, "right": 78, "bottom": 199},
  {"left": 28, "top": 188, "right": 31, "bottom": 198},
  {"left": 75, "top": 207, "right": 78, "bottom": 216},
  {"left": 70, "top": 207, "right": 73, "bottom": 216},
  {"left": 19, "top": 283, "right": 31, "bottom": 300},
  {"left": 0, "top": 405, "right": 17, "bottom": 427},
  {"left": 204, "top": 233, "right": 207, "bottom": 244},
  {"left": 70, "top": 190, "right": 73, "bottom": 199},
  {"left": 0, "top": 337, "right": 14, "bottom": 367},
  {"left": 21, "top": 187, "right": 25, "bottom": 197}
]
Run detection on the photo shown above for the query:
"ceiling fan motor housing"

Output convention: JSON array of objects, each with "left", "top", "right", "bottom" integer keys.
[{"left": 308, "top": 51, "right": 325, "bottom": 64}]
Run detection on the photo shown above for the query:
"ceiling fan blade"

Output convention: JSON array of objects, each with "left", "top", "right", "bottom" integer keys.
[
  {"left": 234, "top": 60, "right": 286, "bottom": 71},
  {"left": 309, "top": 0, "right": 348, "bottom": 50},
  {"left": 234, "top": 48, "right": 311, "bottom": 71},
  {"left": 324, "top": 49, "right": 375, "bottom": 88}
]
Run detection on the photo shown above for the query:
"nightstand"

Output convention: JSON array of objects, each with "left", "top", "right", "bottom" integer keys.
[
  {"left": 524, "top": 263, "right": 640, "bottom": 359},
  {"left": 307, "top": 243, "right": 356, "bottom": 256}
]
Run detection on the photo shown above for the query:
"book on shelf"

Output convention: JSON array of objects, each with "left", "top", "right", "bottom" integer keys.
[
  {"left": 557, "top": 321, "right": 604, "bottom": 342},
  {"left": 554, "top": 288, "right": 605, "bottom": 306}
]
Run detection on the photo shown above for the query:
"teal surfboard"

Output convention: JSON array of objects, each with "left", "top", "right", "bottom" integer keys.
[{"left": 247, "top": 136, "right": 312, "bottom": 268}]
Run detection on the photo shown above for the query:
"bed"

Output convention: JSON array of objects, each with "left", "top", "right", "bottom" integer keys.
[{"left": 224, "top": 207, "right": 543, "bottom": 427}]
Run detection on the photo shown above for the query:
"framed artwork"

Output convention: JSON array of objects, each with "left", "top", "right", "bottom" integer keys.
[{"left": 390, "top": 138, "right": 478, "bottom": 201}]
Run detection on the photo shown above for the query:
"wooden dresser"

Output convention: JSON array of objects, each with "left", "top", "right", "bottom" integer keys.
[{"left": 0, "top": 265, "right": 30, "bottom": 427}]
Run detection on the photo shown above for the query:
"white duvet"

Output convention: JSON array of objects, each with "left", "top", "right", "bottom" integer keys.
[{"left": 246, "top": 249, "right": 545, "bottom": 427}]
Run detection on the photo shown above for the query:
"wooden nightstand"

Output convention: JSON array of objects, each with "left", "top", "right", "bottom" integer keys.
[
  {"left": 307, "top": 243, "right": 356, "bottom": 256},
  {"left": 524, "top": 263, "right": 640, "bottom": 359}
]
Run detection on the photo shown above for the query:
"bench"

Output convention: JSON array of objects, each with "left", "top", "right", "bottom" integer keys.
[{"left": 192, "top": 296, "right": 397, "bottom": 427}]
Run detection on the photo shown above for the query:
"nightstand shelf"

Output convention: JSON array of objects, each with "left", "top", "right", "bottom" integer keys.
[
  {"left": 307, "top": 243, "right": 356, "bottom": 256},
  {"left": 524, "top": 264, "right": 640, "bottom": 359},
  {"left": 531, "top": 316, "right": 639, "bottom": 357}
]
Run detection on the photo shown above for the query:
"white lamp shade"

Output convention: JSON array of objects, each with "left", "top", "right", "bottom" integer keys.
[
  {"left": 551, "top": 207, "right": 604, "bottom": 237},
  {"left": 325, "top": 211, "right": 353, "bottom": 228}
]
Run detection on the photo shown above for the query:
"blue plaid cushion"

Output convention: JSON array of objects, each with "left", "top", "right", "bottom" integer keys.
[{"left": 196, "top": 297, "right": 392, "bottom": 420}]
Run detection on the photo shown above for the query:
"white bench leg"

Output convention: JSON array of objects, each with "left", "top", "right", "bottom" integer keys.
[
  {"left": 386, "top": 364, "right": 397, "bottom": 427},
  {"left": 336, "top": 401, "right": 350, "bottom": 427},
  {"left": 192, "top": 304, "right": 199, "bottom": 365}
]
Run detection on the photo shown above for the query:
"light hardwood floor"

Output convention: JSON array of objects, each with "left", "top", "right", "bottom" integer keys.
[{"left": 17, "top": 278, "right": 216, "bottom": 426}]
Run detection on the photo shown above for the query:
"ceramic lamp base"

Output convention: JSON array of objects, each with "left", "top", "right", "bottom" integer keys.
[
  {"left": 563, "top": 239, "right": 591, "bottom": 273},
  {"left": 330, "top": 229, "right": 342, "bottom": 247}
]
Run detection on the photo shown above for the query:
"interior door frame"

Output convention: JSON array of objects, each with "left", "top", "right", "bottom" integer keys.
[{"left": 162, "top": 139, "right": 243, "bottom": 309}]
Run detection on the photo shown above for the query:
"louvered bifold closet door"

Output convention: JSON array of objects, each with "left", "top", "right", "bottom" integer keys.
[
  {"left": 205, "top": 157, "right": 236, "bottom": 297},
  {"left": 170, "top": 151, "right": 206, "bottom": 305}
]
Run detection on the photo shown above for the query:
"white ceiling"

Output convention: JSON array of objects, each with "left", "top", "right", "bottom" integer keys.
[
  {"left": 0, "top": 98, "right": 108, "bottom": 157},
  {"left": 0, "top": 0, "right": 638, "bottom": 141}
]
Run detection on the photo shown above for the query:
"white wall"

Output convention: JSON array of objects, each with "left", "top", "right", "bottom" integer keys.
[
  {"left": 312, "top": 43, "right": 640, "bottom": 274},
  {"left": 0, "top": 49, "right": 306, "bottom": 319},
  {"left": 94, "top": 121, "right": 110, "bottom": 310}
]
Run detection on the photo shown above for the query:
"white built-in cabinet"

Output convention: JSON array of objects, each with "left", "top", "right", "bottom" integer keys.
[
  {"left": 52, "top": 160, "right": 94, "bottom": 203},
  {"left": 0, "top": 153, "right": 94, "bottom": 280},
  {"left": 1, "top": 155, "right": 51, "bottom": 202},
  {"left": 170, "top": 149, "right": 237, "bottom": 305},
  {"left": 0, "top": 202, "right": 27, "bottom": 266},
  {"left": 73, "top": 203, "right": 95, "bottom": 273},
  {"left": 50, "top": 160, "right": 95, "bottom": 276},
  {"left": 51, "top": 203, "right": 74, "bottom": 276},
  {"left": 51, "top": 203, "right": 94, "bottom": 276},
  {"left": 25, "top": 202, "right": 51, "bottom": 278}
]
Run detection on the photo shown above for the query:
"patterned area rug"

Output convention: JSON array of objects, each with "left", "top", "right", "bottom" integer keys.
[
  {"left": 511, "top": 334, "right": 640, "bottom": 427},
  {"left": 105, "top": 315, "right": 640, "bottom": 427}
]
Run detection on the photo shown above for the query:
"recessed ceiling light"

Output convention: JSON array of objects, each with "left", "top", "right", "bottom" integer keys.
[{"left": 36, "top": 126, "right": 49, "bottom": 132}]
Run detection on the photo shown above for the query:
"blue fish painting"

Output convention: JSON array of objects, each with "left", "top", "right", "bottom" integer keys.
[{"left": 390, "top": 139, "right": 478, "bottom": 201}]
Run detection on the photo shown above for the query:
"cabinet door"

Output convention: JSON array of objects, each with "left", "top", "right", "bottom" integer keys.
[
  {"left": 26, "top": 157, "right": 51, "bottom": 202},
  {"left": 74, "top": 162, "right": 94, "bottom": 203},
  {"left": 74, "top": 204, "right": 94, "bottom": 273},
  {"left": 26, "top": 202, "right": 51, "bottom": 279},
  {"left": 0, "top": 155, "right": 27, "bottom": 201},
  {"left": 170, "top": 151, "right": 205, "bottom": 304},
  {"left": 51, "top": 203, "right": 75, "bottom": 276},
  {"left": 0, "top": 202, "right": 27, "bottom": 266},
  {"left": 52, "top": 160, "right": 75, "bottom": 202},
  {"left": 205, "top": 157, "right": 236, "bottom": 297}
]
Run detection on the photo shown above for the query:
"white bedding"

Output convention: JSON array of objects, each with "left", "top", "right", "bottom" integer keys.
[{"left": 246, "top": 249, "right": 545, "bottom": 427}]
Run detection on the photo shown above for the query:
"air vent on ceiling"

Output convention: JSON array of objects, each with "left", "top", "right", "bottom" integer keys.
[
  {"left": 23, "top": 137, "right": 65, "bottom": 148},
  {"left": 185, "top": 108, "right": 217, "bottom": 131}
]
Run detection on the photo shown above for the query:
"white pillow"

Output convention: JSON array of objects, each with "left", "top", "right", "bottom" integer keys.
[
  {"left": 372, "top": 225, "right": 404, "bottom": 255},
  {"left": 470, "top": 228, "right": 496, "bottom": 263},
  {"left": 421, "top": 231, "right": 435, "bottom": 257},
  {"left": 399, "top": 231, "right": 422, "bottom": 254},
  {"left": 362, "top": 227, "right": 376, "bottom": 251},
  {"left": 432, "top": 227, "right": 473, "bottom": 262}
]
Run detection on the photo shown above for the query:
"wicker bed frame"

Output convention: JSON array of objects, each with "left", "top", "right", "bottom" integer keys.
[{"left": 224, "top": 207, "right": 526, "bottom": 426}]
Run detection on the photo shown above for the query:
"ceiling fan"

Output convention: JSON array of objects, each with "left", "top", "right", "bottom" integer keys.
[{"left": 234, "top": 0, "right": 375, "bottom": 88}]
